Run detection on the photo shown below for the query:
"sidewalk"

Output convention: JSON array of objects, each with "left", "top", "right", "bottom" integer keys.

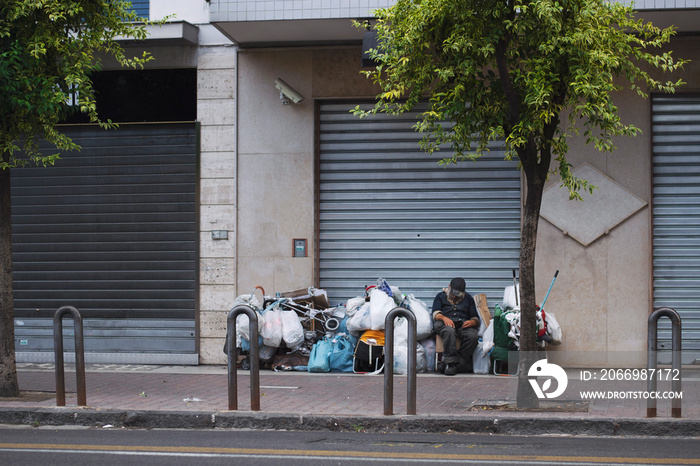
[{"left": 1, "top": 363, "right": 698, "bottom": 437}]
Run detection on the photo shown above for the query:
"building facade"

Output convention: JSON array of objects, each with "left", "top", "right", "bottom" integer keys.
[{"left": 12, "top": 0, "right": 700, "bottom": 366}]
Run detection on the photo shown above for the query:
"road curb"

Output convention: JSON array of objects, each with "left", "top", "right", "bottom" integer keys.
[{"left": 1, "top": 407, "right": 699, "bottom": 437}]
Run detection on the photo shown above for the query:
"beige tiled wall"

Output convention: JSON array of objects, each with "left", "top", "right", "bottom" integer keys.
[{"left": 197, "top": 47, "right": 238, "bottom": 364}]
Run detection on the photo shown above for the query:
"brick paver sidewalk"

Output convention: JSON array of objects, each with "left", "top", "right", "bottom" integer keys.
[{"left": 1, "top": 365, "right": 696, "bottom": 420}]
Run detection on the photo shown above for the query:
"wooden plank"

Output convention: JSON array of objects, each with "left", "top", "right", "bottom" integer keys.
[{"left": 474, "top": 293, "right": 491, "bottom": 327}]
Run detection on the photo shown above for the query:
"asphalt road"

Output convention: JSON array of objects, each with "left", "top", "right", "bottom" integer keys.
[{"left": 0, "top": 425, "right": 698, "bottom": 465}]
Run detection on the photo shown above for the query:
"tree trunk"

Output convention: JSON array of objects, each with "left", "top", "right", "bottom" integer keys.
[
  {"left": 516, "top": 154, "right": 547, "bottom": 409},
  {"left": 0, "top": 160, "right": 19, "bottom": 397}
]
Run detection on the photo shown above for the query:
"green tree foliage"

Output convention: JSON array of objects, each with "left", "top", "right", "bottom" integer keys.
[
  {"left": 0, "top": 0, "right": 156, "bottom": 397},
  {"left": 0, "top": 0, "right": 153, "bottom": 166},
  {"left": 358, "top": 0, "right": 686, "bottom": 406}
]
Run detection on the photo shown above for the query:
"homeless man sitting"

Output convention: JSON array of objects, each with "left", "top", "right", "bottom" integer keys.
[{"left": 432, "top": 277, "right": 480, "bottom": 375}]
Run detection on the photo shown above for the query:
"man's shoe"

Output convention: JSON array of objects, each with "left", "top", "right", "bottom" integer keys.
[{"left": 444, "top": 364, "right": 457, "bottom": 376}]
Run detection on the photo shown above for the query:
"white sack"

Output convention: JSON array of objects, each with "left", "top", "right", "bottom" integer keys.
[
  {"left": 502, "top": 285, "right": 520, "bottom": 311},
  {"left": 281, "top": 310, "right": 305, "bottom": 348},
  {"left": 406, "top": 294, "right": 433, "bottom": 340},
  {"left": 233, "top": 293, "right": 262, "bottom": 311},
  {"left": 332, "top": 305, "right": 347, "bottom": 319},
  {"left": 235, "top": 314, "right": 252, "bottom": 348},
  {"left": 390, "top": 286, "right": 402, "bottom": 304},
  {"left": 346, "top": 302, "right": 371, "bottom": 332},
  {"left": 391, "top": 317, "right": 427, "bottom": 374},
  {"left": 261, "top": 307, "right": 283, "bottom": 347},
  {"left": 473, "top": 341, "right": 491, "bottom": 374},
  {"left": 545, "top": 311, "right": 563, "bottom": 345},
  {"left": 369, "top": 288, "right": 395, "bottom": 330},
  {"left": 505, "top": 311, "right": 521, "bottom": 343},
  {"left": 231, "top": 294, "right": 263, "bottom": 347},
  {"left": 420, "top": 337, "right": 436, "bottom": 373},
  {"left": 345, "top": 297, "right": 365, "bottom": 317},
  {"left": 477, "top": 313, "right": 487, "bottom": 337},
  {"left": 482, "top": 321, "right": 495, "bottom": 356}
]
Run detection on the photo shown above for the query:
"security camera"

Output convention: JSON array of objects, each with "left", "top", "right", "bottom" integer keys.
[{"left": 275, "top": 78, "right": 304, "bottom": 105}]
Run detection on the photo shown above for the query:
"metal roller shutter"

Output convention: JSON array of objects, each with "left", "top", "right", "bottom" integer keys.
[
  {"left": 652, "top": 94, "right": 700, "bottom": 364},
  {"left": 318, "top": 102, "right": 521, "bottom": 309},
  {"left": 12, "top": 123, "right": 198, "bottom": 364}
]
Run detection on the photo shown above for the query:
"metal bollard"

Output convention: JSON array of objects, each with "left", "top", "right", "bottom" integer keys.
[
  {"left": 384, "top": 306, "right": 417, "bottom": 415},
  {"left": 226, "top": 305, "right": 260, "bottom": 411},
  {"left": 647, "top": 307, "right": 682, "bottom": 418},
  {"left": 53, "top": 306, "right": 87, "bottom": 407}
]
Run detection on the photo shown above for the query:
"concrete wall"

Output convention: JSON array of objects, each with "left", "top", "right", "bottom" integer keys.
[
  {"left": 223, "top": 40, "right": 700, "bottom": 367},
  {"left": 235, "top": 48, "right": 314, "bottom": 304},
  {"left": 126, "top": 36, "right": 698, "bottom": 365},
  {"left": 193, "top": 46, "right": 376, "bottom": 363},
  {"left": 536, "top": 84, "right": 653, "bottom": 367},
  {"left": 536, "top": 36, "right": 700, "bottom": 367}
]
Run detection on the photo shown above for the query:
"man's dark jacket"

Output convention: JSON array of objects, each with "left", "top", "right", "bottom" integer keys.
[{"left": 432, "top": 291, "right": 479, "bottom": 323}]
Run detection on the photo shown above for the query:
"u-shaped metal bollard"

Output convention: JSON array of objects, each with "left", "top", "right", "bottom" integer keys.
[
  {"left": 647, "top": 307, "right": 682, "bottom": 418},
  {"left": 384, "top": 306, "right": 417, "bottom": 415},
  {"left": 53, "top": 306, "right": 87, "bottom": 407},
  {"left": 226, "top": 305, "right": 261, "bottom": 411}
]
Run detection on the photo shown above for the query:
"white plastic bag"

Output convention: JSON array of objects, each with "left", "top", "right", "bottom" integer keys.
[
  {"left": 233, "top": 293, "right": 262, "bottom": 311},
  {"left": 281, "top": 310, "right": 305, "bottom": 348},
  {"left": 502, "top": 285, "right": 520, "bottom": 311},
  {"left": 235, "top": 314, "right": 252, "bottom": 348},
  {"left": 391, "top": 317, "right": 426, "bottom": 374},
  {"left": 346, "top": 302, "right": 371, "bottom": 332},
  {"left": 420, "top": 337, "right": 436, "bottom": 373},
  {"left": 331, "top": 305, "right": 347, "bottom": 319},
  {"left": 261, "top": 307, "right": 283, "bottom": 347},
  {"left": 393, "top": 317, "right": 408, "bottom": 375},
  {"left": 473, "top": 340, "right": 491, "bottom": 374},
  {"left": 406, "top": 294, "right": 433, "bottom": 340},
  {"left": 477, "top": 314, "right": 487, "bottom": 337},
  {"left": 231, "top": 293, "right": 263, "bottom": 347},
  {"left": 545, "top": 312, "right": 563, "bottom": 345},
  {"left": 505, "top": 311, "right": 521, "bottom": 343},
  {"left": 369, "top": 288, "right": 395, "bottom": 330},
  {"left": 482, "top": 320, "right": 495, "bottom": 356},
  {"left": 345, "top": 297, "right": 365, "bottom": 317}
]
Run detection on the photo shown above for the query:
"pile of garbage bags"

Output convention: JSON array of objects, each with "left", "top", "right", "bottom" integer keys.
[
  {"left": 229, "top": 279, "right": 436, "bottom": 375},
  {"left": 229, "top": 278, "right": 563, "bottom": 376}
]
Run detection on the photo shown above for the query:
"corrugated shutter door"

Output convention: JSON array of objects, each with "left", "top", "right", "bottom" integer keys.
[
  {"left": 318, "top": 102, "right": 521, "bottom": 308},
  {"left": 12, "top": 123, "right": 197, "bottom": 364},
  {"left": 652, "top": 94, "right": 700, "bottom": 363}
]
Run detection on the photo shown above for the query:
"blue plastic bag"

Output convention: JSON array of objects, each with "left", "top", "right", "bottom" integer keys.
[
  {"left": 329, "top": 335, "right": 354, "bottom": 372},
  {"left": 308, "top": 337, "right": 332, "bottom": 372},
  {"left": 376, "top": 278, "right": 393, "bottom": 297},
  {"left": 239, "top": 335, "right": 264, "bottom": 353}
]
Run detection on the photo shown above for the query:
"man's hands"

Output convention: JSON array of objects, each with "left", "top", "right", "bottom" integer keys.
[
  {"left": 437, "top": 314, "right": 478, "bottom": 329},
  {"left": 462, "top": 319, "right": 478, "bottom": 328}
]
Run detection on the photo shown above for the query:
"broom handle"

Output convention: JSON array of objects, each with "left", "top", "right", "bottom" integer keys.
[
  {"left": 512, "top": 269, "right": 519, "bottom": 307},
  {"left": 540, "top": 270, "right": 559, "bottom": 310}
]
